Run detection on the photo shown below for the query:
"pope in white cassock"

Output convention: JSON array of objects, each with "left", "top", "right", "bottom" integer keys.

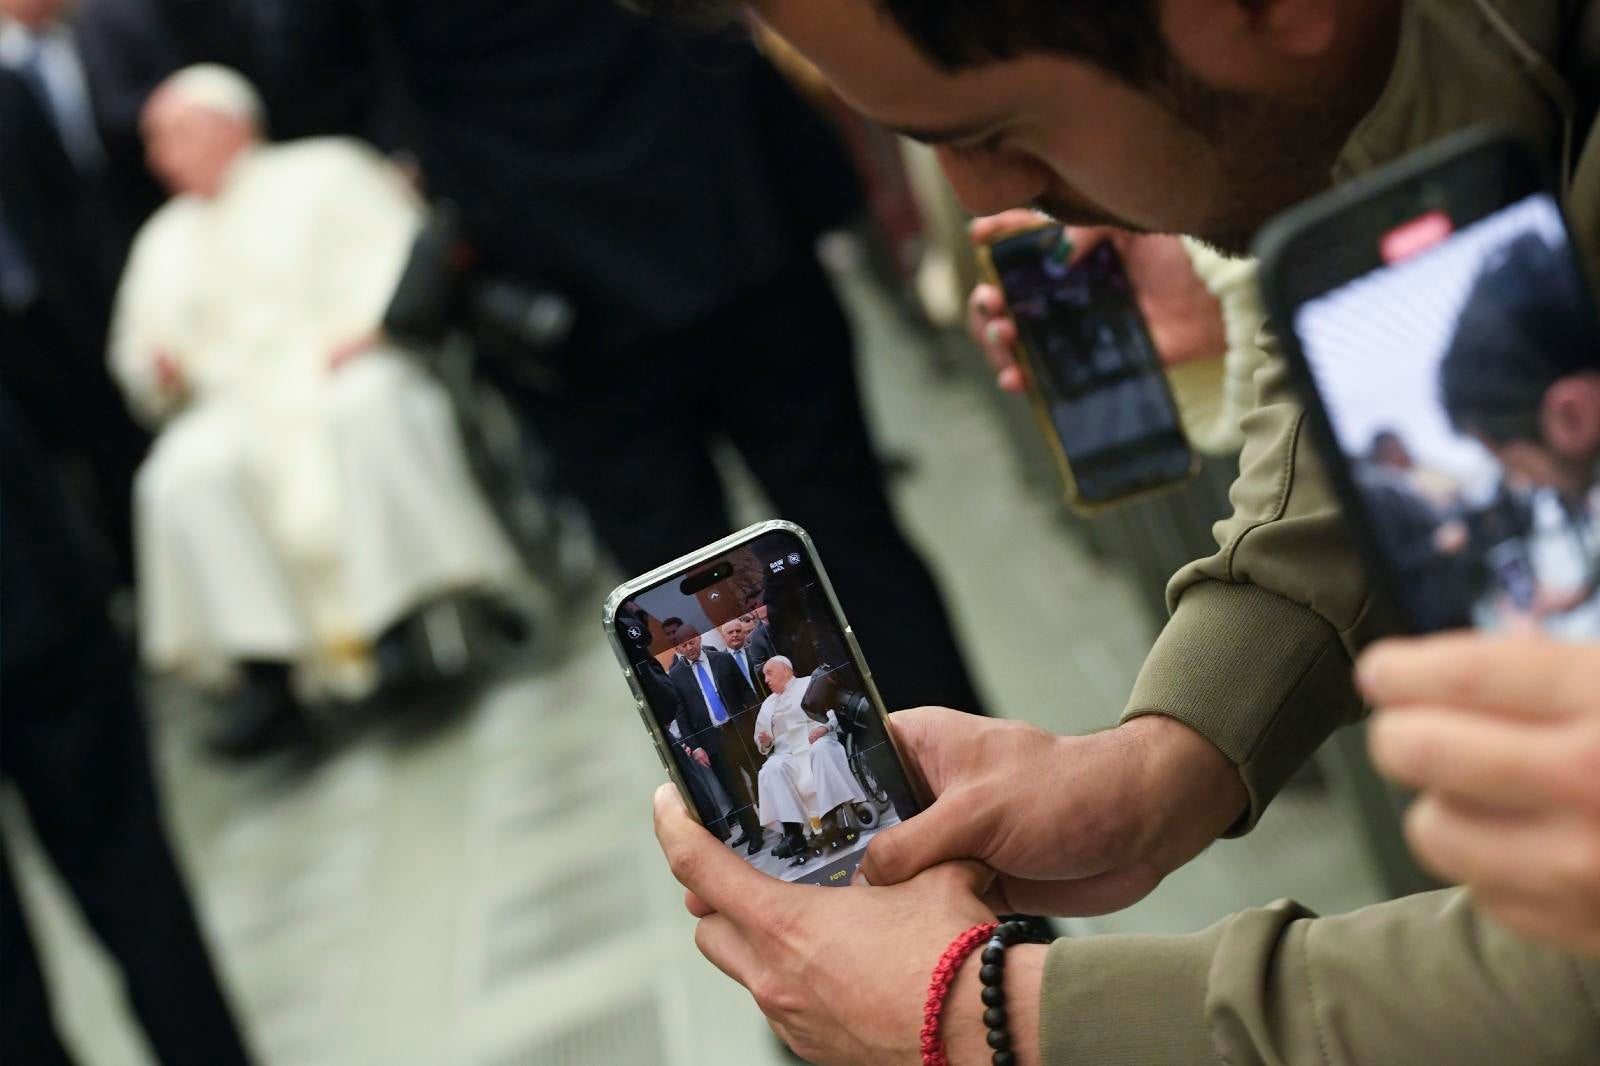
[
  {"left": 753, "top": 656, "right": 869, "bottom": 853},
  {"left": 110, "top": 66, "right": 521, "bottom": 727}
]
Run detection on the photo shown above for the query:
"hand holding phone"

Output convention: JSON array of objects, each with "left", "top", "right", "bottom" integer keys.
[
  {"left": 605, "top": 521, "right": 924, "bottom": 887},
  {"left": 977, "top": 225, "right": 1198, "bottom": 508}
]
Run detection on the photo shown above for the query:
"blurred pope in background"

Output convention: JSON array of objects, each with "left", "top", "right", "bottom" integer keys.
[{"left": 111, "top": 65, "right": 519, "bottom": 735}]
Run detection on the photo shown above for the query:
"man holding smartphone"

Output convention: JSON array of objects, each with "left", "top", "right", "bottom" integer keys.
[{"left": 630, "top": 0, "right": 1600, "bottom": 1062}]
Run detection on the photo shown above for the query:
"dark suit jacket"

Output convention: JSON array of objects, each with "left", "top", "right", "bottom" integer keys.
[
  {"left": 669, "top": 650, "right": 758, "bottom": 740},
  {"left": 724, "top": 637, "right": 771, "bottom": 701},
  {"left": 0, "top": 67, "right": 147, "bottom": 465},
  {"left": 368, "top": 0, "right": 862, "bottom": 355}
]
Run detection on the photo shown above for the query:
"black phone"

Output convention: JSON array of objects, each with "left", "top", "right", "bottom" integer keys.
[
  {"left": 978, "top": 227, "right": 1196, "bottom": 509},
  {"left": 1256, "top": 127, "right": 1600, "bottom": 638},
  {"left": 602, "top": 521, "right": 923, "bottom": 887}
]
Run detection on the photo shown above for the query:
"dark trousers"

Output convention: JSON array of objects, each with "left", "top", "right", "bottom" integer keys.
[
  {"left": 520, "top": 257, "right": 987, "bottom": 716},
  {"left": 1, "top": 627, "right": 251, "bottom": 1066}
]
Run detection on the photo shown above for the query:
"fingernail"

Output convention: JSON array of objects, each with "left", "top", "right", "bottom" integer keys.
[
  {"left": 985, "top": 321, "right": 1004, "bottom": 346},
  {"left": 851, "top": 868, "right": 871, "bottom": 887},
  {"left": 1355, "top": 646, "right": 1390, "bottom": 696}
]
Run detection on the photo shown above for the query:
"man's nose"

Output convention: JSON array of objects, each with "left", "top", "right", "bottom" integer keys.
[{"left": 933, "top": 145, "right": 1050, "bottom": 217}]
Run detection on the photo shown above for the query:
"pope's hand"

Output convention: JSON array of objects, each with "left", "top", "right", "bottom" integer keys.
[
  {"left": 1362, "top": 634, "right": 1600, "bottom": 955},
  {"left": 966, "top": 215, "right": 1226, "bottom": 394},
  {"left": 329, "top": 330, "right": 379, "bottom": 371},
  {"left": 154, "top": 350, "right": 185, "bottom": 397},
  {"left": 655, "top": 785, "right": 1035, "bottom": 1065},
  {"left": 858, "top": 708, "right": 1246, "bottom": 915},
  {"left": 692, "top": 747, "right": 711, "bottom": 769},
  {"left": 756, "top": 730, "right": 773, "bottom": 749},
  {"left": 808, "top": 726, "right": 829, "bottom": 744}
]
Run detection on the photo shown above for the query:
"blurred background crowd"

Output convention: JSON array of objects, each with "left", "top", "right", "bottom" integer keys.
[{"left": 1, "top": 1, "right": 1423, "bottom": 1063}]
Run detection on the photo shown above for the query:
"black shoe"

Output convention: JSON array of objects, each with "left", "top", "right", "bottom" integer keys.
[
  {"left": 208, "top": 664, "right": 308, "bottom": 759},
  {"left": 745, "top": 831, "right": 764, "bottom": 856}
]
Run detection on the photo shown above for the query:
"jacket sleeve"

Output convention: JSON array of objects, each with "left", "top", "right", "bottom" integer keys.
[
  {"left": 1039, "top": 888, "right": 1600, "bottom": 1065},
  {"left": 1121, "top": 348, "right": 1382, "bottom": 830}
]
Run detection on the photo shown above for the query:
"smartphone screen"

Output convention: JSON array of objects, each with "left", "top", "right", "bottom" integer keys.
[
  {"left": 1292, "top": 193, "right": 1600, "bottom": 637},
  {"left": 612, "top": 528, "right": 919, "bottom": 887},
  {"left": 990, "top": 231, "right": 1193, "bottom": 503}
]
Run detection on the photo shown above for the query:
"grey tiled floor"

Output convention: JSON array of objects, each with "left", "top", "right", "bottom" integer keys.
[{"left": 5, "top": 263, "right": 1388, "bottom": 1065}]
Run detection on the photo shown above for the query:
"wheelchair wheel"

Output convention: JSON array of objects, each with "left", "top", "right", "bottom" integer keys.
[
  {"left": 851, "top": 801, "right": 880, "bottom": 831},
  {"left": 850, "top": 748, "right": 891, "bottom": 806}
]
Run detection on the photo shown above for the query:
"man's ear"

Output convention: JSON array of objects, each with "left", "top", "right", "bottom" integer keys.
[
  {"left": 1248, "top": 0, "right": 1340, "bottom": 58},
  {"left": 1540, "top": 376, "right": 1600, "bottom": 458},
  {"left": 1165, "top": 0, "right": 1341, "bottom": 90}
]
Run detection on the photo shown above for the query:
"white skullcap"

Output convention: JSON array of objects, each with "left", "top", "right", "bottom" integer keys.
[
  {"left": 767, "top": 655, "right": 794, "bottom": 672},
  {"left": 158, "top": 64, "right": 266, "bottom": 128}
]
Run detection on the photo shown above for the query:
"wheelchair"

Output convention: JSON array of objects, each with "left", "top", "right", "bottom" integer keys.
[
  {"left": 800, "top": 663, "right": 895, "bottom": 831},
  {"left": 170, "top": 205, "right": 587, "bottom": 742}
]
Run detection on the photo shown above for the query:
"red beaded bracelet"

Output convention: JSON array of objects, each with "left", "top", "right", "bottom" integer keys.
[{"left": 921, "top": 922, "right": 998, "bottom": 1066}]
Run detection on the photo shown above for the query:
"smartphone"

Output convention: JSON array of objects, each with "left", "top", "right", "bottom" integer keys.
[
  {"left": 1256, "top": 127, "right": 1600, "bottom": 639},
  {"left": 978, "top": 226, "right": 1197, "bottom": 510},
  {"left": 602, "top": 521, "right": 923, "bottom": 887}
]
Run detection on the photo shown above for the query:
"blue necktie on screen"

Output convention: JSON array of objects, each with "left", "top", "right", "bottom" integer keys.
[{"left": 696, "top": 660, "right": 729, "bottom": 725}]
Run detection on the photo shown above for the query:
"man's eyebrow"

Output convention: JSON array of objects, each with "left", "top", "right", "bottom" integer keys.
[{"left": 883, "top": 120, "right": 997, "bottom": 146}]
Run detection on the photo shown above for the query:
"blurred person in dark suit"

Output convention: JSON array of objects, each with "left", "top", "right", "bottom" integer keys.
[
  {"left": 666, "top": 619, "right": 765, "bottom": 853},
  {"left": 354, "top": 0, "right": 989, "bottom": 718},
  {"left": 0, "top": 382, "right": 252, "bottom": 1066},
  {"left": 0, "top": 24, "right": 151, "bottom": 583}
]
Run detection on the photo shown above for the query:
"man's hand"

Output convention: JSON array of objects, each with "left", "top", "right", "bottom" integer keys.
[
  {"left": 692, "top": 747, "right": 711, "bottom": 769},
  {"left": 655, "top": 785, "right": 1041, "bottom": 1065},
  {"left": 756, "top": 730, "right": 773, "bottom": 750},
  {"left": 808, "top": 725, "right": 829, "bottom": 744},
  {"left": 1362, "top": 635, "right": 1600, "bottom": 955},
  {"left": 966, "top": 215, "right": 1226, "bottom": 393},
  {"left": 861, "top": 709, "right": 1246, "bottom": 916}
]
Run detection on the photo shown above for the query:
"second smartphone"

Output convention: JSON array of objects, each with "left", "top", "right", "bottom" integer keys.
[
  {"left": 603, "top": 521, "right": 923, "bottom": 888},
  {"left": 1256, "top": 127, "right": 1600, "bottom": 638},
  {"left": 979, "top": 226, "right": 1197, "bottom": 509}
]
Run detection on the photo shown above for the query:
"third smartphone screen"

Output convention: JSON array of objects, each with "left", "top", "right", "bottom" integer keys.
[
  {"left": 1294, "top": 193, "right": 1600, "bottom": 637},
  {"left": 613, "top": 530, "right": 918, "bottom": 887},
  {"left": 993, "top": 232, "right": 1192, "bottom": 502}
]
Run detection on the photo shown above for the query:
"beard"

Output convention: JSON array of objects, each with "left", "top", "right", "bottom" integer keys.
[
  {"left": 1029, "top": 63, "right": 1375, "bottom": 257},
  {"left": 1159, "top": 64, "right": 1378, "bottom": 256}
]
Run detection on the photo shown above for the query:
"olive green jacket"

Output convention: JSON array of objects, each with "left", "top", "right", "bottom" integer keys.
[{"left": 1041, "top": 0, "right": 1600, "bottom": 1062}]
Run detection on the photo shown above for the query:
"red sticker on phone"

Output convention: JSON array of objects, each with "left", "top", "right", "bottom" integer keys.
[{"left": 1381, "top": 211, "right": 1454, "bottom": 264}]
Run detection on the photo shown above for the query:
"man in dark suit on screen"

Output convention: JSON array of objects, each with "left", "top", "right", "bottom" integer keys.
[{"left": 665, "top": 618, "right": 765, "bottom": 854}]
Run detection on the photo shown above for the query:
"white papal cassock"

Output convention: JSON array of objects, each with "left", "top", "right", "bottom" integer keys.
[
  {"left": 753, "top": 675, "right": 869, "bottom": 828},
  {"left": 110, "top": 138, "right": 521, "bottom": 686}
]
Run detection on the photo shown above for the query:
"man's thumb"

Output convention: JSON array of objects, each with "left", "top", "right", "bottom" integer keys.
[{"left": 860, "top": 793, "right": 990, "bottom": 887}]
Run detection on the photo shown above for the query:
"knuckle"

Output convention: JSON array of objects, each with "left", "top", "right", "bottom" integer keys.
[
  {"left": 749, "top": 974, "right": 800, "bottom": 1019},
  {"left": 763, "top": 907, "right": 800, "bottom": 950}
]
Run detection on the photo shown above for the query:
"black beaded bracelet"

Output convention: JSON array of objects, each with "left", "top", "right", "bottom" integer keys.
[{"left": 976, "top": 919, "right": 1054, "bottom": 1066}]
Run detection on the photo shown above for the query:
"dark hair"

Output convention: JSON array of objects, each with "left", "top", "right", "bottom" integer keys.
[
  {"left": 662, "top": 616, "right": 687, "bottom": 631},
  {"left": 622, "top": 1, "right": 1169, "bottom": 87},
  {"left": 1439, "top": 233, "right": 1597, "bottom": 445}
]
